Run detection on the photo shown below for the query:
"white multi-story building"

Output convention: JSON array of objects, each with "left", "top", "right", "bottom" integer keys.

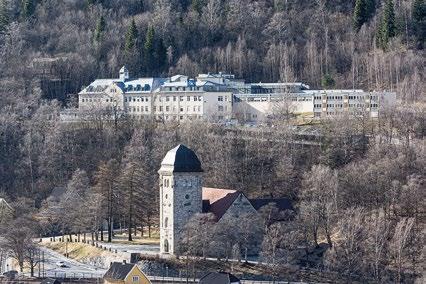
[
  {"left": 60, "top": 67, "right": 395, "bottom": 123},
  {"left": 62, "top": 67, "right": 232, "bottom": 122}
]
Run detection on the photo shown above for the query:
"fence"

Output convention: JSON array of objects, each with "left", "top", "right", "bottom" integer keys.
[{"left": 17, "top": 273, "right": 310, "bottom": 284}]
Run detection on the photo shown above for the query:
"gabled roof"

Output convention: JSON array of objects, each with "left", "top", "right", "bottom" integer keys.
[
  {"left": 249, "top": 198, "right": 293, "bottom": 211},
  {"left": 40, "top": 278, "right": 61, "bottom": 284},
  {"left": 202, "top": 188, "right": 240, "bottom": 221},
  {"left": 160, "top": 145, "right": 203, "bottom": 173},
  {"left": 80, "top": 78, "right": 166, "bottom": 94},
  {"left": 199, "top": 271, "right": 240, "bottom": 284},
  {"left": 103, "top": 262, "right": 137, "bottom": 280}
]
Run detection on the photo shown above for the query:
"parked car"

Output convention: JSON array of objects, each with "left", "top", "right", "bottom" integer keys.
[
  {"left": 56, "top": 261, "right": 68, "bottom": 268},
  {"left": 3, "top": 270, "right": 18, "bottom": 279}
]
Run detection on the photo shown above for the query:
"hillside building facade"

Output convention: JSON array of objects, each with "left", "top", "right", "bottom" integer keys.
[{"left": 60, "top": 67, "right": 395, "bottom": 123}]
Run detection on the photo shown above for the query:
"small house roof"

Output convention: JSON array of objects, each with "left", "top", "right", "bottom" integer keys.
[
  {"left": 103, "top": 262, "right": 136, "bottom": 280},
  {"left": 199, "top": 272, "right": 240, "bottom": 284},
  {"left": 160, "top": 145, "right": 203, "bottom": 173}
]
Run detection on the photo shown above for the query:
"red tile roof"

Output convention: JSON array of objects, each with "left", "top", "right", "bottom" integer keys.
[{"left": 202, "top": 187, "right": 240, "bottom": 221}]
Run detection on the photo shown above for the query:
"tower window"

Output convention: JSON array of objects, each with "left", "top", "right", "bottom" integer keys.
[{"left": 164, "top": 217, "right": 168, "bottom": 228}]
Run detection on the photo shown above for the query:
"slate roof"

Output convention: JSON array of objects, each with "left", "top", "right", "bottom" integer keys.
[
  {"left": 199, "top": 271, "right": 240, "bottom": 284},
  {"left": 202, "top": 188, "right": 240, "bottom": 221},
  {"left": 40, "top": 278, "right": 61, "bottom": 284},
  {"left": 81, "top": 78, "right": 166, "bottom": 94},
  {"left": 103, "top": 262, "right": 135, "bottom": 280},
  {"left": 249, "top": 198, "right": 293, "bottom": 211},
  {"left": 160, "top": 145, "right": 203, "bottom": 173}
]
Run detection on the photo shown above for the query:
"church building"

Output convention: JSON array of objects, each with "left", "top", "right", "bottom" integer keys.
[{"left": 158, "top": 144, "right": 292, "bottom": 255}]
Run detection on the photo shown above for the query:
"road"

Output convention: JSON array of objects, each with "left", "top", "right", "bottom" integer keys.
[
  {"left": 36, "top": 247, "right": 105, "bottom": 278},
  {"left": 24, "top": 247, "right": 304, "bottom": 283},
  {"left": 95, "top": 241, "right": 160, "bottom": 255}
]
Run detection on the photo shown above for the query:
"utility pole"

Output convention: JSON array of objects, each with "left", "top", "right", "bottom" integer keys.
[
  {"left": 38, "top": 250, "right": 41, "bottom": 278},
  {"left": 42, "top": 251, "right": 45, "bottom": 278}
]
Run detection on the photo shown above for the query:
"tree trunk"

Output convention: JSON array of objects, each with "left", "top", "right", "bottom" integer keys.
[
  {"left": 325, "top": 227, "right": 333, "bottom": 248},
  {"left": 128, "top": 216, "right": 133, "bottom": 241},
  {"left": 313, "top": 229, "right": 319, "bottom": 247},
  {"left": 108, "top": 217, "right": 112, "bottom": 242}
]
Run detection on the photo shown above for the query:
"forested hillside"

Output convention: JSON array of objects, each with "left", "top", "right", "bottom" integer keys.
[{"left": 0, "top": 0, "right": 425, "bottom": 103}]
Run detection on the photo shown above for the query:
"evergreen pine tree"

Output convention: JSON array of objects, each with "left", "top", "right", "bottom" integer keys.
[
  {"left": 192, "top": 0, "right": 203, "bottom": 15},
  {"left": 144, "top": 26, "right": 155, "bottom": 74},
  {"left": 321, "top": 74, "right": 335, "bottom": 89},
  {"left": 21, "top": 0, "right": 35, "bottom": 19},
  {"left": 125, "top": 19, "right": 138, "bottom": 53},
  {"left": 94, "top": 16, "right": 106, "bottom": 42},
  {"left": 365, "top": 0, "right": 376, "bottom": 20},
  {"left": 155, "top": 38, "right": 167, "bottom": 73},
  {"left": 412, "top": 0, "right": 425, "bottom": 47},
  {"left": 0, "top": 0, "right": 9, "bottom": 33},
  {"left": 87, "top": 0, "right": 102, "bottom": 6},
  {"left": 377, "top": 0, "right": 396, "bottom": 49},
  {"left": 353, "top": 0, "right": 376, "bottom": 31}
]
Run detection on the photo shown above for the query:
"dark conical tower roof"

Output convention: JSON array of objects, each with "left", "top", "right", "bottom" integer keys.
[{"left": 160, "top": 144, "right": 203, "bottom": 173}]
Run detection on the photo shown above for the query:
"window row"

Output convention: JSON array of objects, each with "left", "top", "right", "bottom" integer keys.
[
  {"left": 153, "top": 106, "right": 202, "bottom": 113},
  {"left": 81, "top": 98, "right": 116, "bottom": 103},
  {"left": 125, "top": 97, "right": 149, "bottom": 102},
  {"left": 127, "top": 106, "right": 149, "bottom": 112},
  {"left": 218, "top": 96, "right": 230, "bottom": 102},
  {"left": 349, "top": 103, "right": 365, "bottom": 108},
  {"left": 165, "top": 86, "right": 203, "bottom": 91},
  {"left": 158, "top": 115, "right": 203, "bottom": 121},
  {"left": 348, "top": 95, "right": 366, "bottom": 100},
  {"left": 155, "top": 95, "right": 203, "bottom": 102},
  {"left": 326, "top": 96, "right": 343, "bottom": 100},
  {"left": 326, "top": 104, "right": 343, "bottom": 108}
]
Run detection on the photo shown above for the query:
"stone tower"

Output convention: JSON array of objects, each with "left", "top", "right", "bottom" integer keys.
[{"left": 158, "top": 144, "right": 203, "bottom": 255}]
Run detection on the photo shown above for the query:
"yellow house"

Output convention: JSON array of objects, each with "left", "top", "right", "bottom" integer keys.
[{"left": 103, "top": 261, "right": 151, "bottom": 284}]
